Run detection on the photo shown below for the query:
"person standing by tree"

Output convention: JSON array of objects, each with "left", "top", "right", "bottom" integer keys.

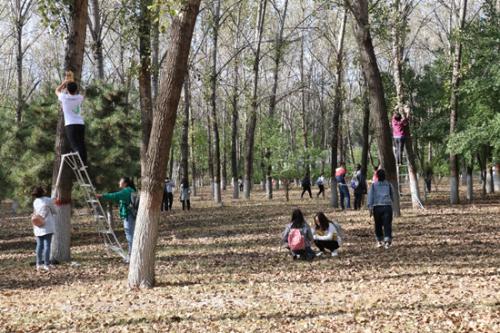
[
  {"left": 353, "top": 164, "right": 367, "bottom": 210},
  {"left": 180, "top": 178, "right": 191, "bottom": 211},
  {"left": 97, "top": 177, "right": 137, "bottom": 261},
  {"left": 335, "top": 162, "right": 350, "bottom": 210},
  {"left": 424, "top": 164, "right": 434, "bottom": 193},
  {"left": 31, "top": 186, "right": 56, "bottom": 271},
  {"left": 391, "top": 108, "right": 410, "bottom": 165},
  {"left": 316, "top": 174, "right": 325, "bottom": 198},
  {"left": 55, "top": 72, "right": 88, "bottom": 165},
  {"left": 368, "top": 169, "right": 394, "bottom": 249},
  {"left": 162, "top": 177, "right": 174, "bottom": 211},
  {"left": 301, "top": 175, "right": 312, "bottom": 199}
]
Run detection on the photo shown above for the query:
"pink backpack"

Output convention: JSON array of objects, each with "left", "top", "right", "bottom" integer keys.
[{"left": 288, "top": 228, "right": 305, "bottom": 251}]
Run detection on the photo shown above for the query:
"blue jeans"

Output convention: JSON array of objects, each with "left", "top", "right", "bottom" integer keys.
[
  {"left": 373, "top": 205, "right": 393, "bottom": 242},
  {"left": 123, "top": 215, "right": 136, "bottom": 253},
  {"left": 36, "top": 233, "right": 53, "bottom": 266},
  {"left": 338, "top": 184, "right": 351, "bottom": 209}
]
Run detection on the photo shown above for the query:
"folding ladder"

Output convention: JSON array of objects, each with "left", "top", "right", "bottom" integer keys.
[{"left": 54, "top": 152, "right": 127, "bottom": 259}]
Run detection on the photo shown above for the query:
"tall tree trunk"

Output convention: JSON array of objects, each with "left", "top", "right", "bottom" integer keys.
[
  {"left": 138, "top": 0, "right": 153, "bottom": 179},
  {"left": 210, "top": 0, "right": 222, "bottom": 204},
  {"left": 231, "top": 3, "right": 242, "bottom": 200},
  {"left": 222, "top": 106, "right": 228, "bottom": 191},
  {"left": 266, "top": 0, "right": 289, "bottom": 199},
  {"left": 207, "top": 110, "right": 214, "bottom": 198},
  {"left": 346, "top": 0, "right": 401, "bottom": 216},
  {"left": 13, "top": 0, "right": 35, "bottom": 123},
  {"left": 391, "top": 0, "right": 422, "bottom": 208},
  {"left": 449, "top": 0, "right": 467, "bottom": 204},
  {"left": 300, "top": 36, "right": 310, "bottom": 177},
  {"left": 360, "top": 75, "right": 370, "bottom": 177},
  {"left": 89, "top": 0, "right": 104, "bottom": 80},
  {"left": 466, "top": 164, "right": 473, "bottom": 202},
  {"left": 330, "top": 10, "right": 347, "bottom": 208},
  {"left": 128, "top": 0, "right": 200, "bottom": 288},
  {"left": 494, "top": 163, "right": 500, "bottom": 192},
  {"left": 244, "top": 0, "right": 267, "bottom": 199},
  {"left": 151, "top": 5, "right": 160, "bottom": 101},
  {"left": 180, "top": 74, "right": 190, "bottom": 182},
  {"left": 51, "top": 0, "right": 88, "bottom": 263},
  {"left": 189, "top": 106, "right": 197, "bottom": 196}
]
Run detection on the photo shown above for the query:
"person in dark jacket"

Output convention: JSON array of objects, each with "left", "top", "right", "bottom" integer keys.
[
  {"left": 353, "top": 164, "right": 367, "bottom": 210},
  {"left": 367, "top": 169, "right": 394, "bottom": 249},
  {"left": 301, "top": 175, "right": 312, "bottom": 199}
]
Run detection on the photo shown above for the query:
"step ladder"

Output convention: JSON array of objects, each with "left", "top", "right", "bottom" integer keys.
[
  {"left": 55, "top": 152, "right": 127, "bottom": 259},
  {"left": 394, "top": 146, "right": 424, "bottom": 209}
]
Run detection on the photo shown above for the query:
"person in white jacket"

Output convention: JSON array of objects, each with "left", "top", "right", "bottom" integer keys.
[
  {"left": 312, "top": 212, "right": 341, "bottom": 257},
  {"left": 31, "top": 186, "right": 56, "bottom": 271}
]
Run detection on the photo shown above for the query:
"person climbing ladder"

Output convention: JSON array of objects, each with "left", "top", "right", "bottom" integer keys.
[{"left": 55, "top": 71, "right": 87, "bottom": 165}]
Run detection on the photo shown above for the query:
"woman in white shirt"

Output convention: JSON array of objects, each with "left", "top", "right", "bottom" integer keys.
[
  {"left": 32, "top": 186, "right": 56, "bottom": 271},
  {"left": 312, "top": 212, "right": 340, "bottom": 257}
]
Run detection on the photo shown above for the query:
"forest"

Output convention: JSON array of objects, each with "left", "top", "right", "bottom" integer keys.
[{"left": 0, "top": 0, "right": 499, "bottom": 331}]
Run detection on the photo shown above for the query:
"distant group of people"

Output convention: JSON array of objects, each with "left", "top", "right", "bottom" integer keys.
[
  {"left": 161, "top": 177, "right": 191, "bottom": 211},
  {"left": 300, "top": 162, "right": 368, "bottom": 211}
]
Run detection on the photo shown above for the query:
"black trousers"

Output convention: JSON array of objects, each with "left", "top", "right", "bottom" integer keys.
[
  {"left": 317, "top": 184, "right": 325, "bottom": 197},
  {"left": 314, "top": 240, "right": 339, "bottom": 252},
  {"left": 162, "top": 192, "right": 173, "bottom": 211},
  {"left": 354, "top": 192, "right": 364, "bottom": 210},
  {"left": 65, "top": 124, "right": 87, "bottom": 165},
  {"left": 373, "top": 205, "right": 393, "bottom": 241},
  {"left": 301, "top": 186, "right": 312, "bottom": 198},
  {"left": 182, "top": 199, "right": 190, "bottom": 210}
]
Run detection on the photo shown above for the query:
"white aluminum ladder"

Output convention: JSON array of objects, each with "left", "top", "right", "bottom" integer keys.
[
  {"left": 55, "top": 152, "right": 127, "bottom": 259},
  {"left": 394, "top": 146, "right": 424, "bottom": 209}
]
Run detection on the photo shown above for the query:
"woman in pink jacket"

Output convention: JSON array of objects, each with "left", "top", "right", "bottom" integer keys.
[{"left": 392, "top": 108, "right": 410, "bottom": 164}]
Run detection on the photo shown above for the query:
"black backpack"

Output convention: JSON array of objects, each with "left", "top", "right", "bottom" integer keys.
[{"left": 128, "top": 191, "right": 140, "bottom": 218}]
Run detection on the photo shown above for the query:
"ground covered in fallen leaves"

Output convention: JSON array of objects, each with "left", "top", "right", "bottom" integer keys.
[{"left": 1, "top": 185, "right": 499, "bottom": 332}]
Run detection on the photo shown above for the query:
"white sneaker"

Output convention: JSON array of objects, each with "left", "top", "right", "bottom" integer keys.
[
  {"left": 316, "top": 251, "right": 324, "bottom": 257},
  {"left": 376, "top": 241, "right": 384, "bottom": 248},
  {"left": 384, "top": 241, "right": 392, "bottom": 249},
  {"left": 41, "top": 265, "right": 50, "bottom": 271},
  {"left": 36, "top": 265, "right": 41, "bottom": 271},
  {"left": 331, "top": 250, "right": 339, "bottom": 257}
]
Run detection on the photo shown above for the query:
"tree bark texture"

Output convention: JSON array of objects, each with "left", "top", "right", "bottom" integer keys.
[
  {"left": 138, "top": 0, "right": 153, "bottom": 179},
  {"left": 449, "top": 0, "right": 467, "bottom": 204},
  {"left": 180, "top": 74, "right": 190, "bottom": 182},
  {"left": 128, "top": 0, "right": 200, "bottom": 289},
  {"left": 391, "top": 0, "right": 422, "bottom": 208},
  {"left": 360, "top": 75, "right": 370, "bottom": 177},
  {"left": 244, "top": 0, "right": 267, "bottom": 199},
  {"left": 210, "top": 0, "right": 222, "bottom": 203},
  {"left": 50, "top": 0, "right": 88, "bottom": 263},
  {"left": 330, "top": 10, "right": 347, "bottom": 208},
  {"left": 346, "top": 0, "right": 401, "bottom": 216},
  {"left": 231, "top": 4, "right": 242, "bottom": 200},
  {"left": 89, "top": 0, "right": 104, "bottom": 80}
]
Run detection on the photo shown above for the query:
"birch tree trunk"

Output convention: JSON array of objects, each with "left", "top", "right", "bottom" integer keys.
[
  {"left": 244, "top": 0, "right": 267, "bottom": 199},
  {"left": 360, "top": 74, "right": 370, "bottom": 177},
  {"left": 128, "top": 0, "right": 200, "bottom": 289},
  {"left": 346, "top": 0, "right": 401, "bottom": 216},
  {"left": 330, "top": 10, "right": 347, "bottom": 208},
  {"left": 449, "top": 0, "right": 468, "bottom": 204},
  {"left": 51, "top": 0, "right": 88, "bottom": 263}
]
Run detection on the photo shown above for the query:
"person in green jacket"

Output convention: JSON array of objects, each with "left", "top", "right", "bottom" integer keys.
[{"left": 97, "top": 177, "right": 137, "bottom": 260}]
